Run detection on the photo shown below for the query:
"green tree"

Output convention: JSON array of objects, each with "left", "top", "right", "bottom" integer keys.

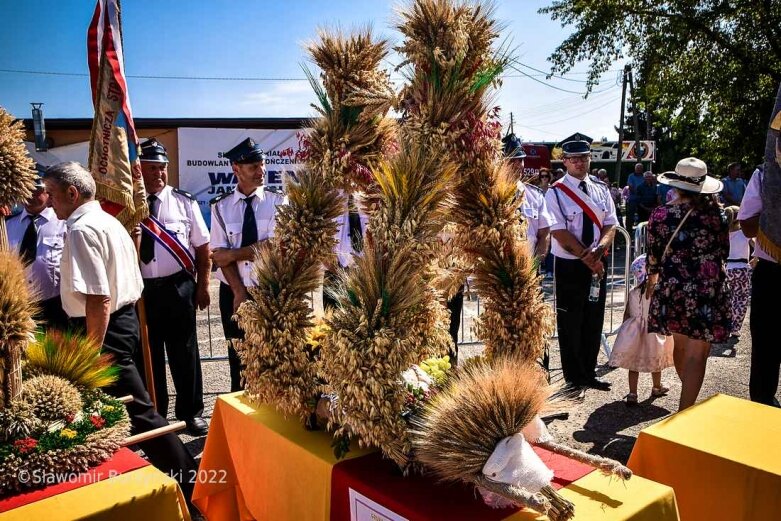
[{"left": 540, "top": 1, "right": 781, "bottom": 173}]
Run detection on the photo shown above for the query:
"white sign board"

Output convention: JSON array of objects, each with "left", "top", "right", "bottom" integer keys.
[
  {"left": 348, "top": 488, "right": 408, "bottom": 521},
  {"left": 589, "top": 141, "right": 656, "bottom": 162},
  {"left": 177, "top": 127, "right": 304, "bottom": 226}
]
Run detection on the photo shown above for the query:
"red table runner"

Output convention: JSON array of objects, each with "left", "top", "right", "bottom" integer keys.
[
  {"left": 0, "top": 448, "right": 150, "bottom": 512},
  {"left": 331, "top": 444, "right": 594, "bottom": 521}
]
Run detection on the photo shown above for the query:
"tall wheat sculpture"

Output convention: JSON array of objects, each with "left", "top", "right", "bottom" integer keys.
[{"left": 236, "top": 28, "right": 397, "bottom": 420}]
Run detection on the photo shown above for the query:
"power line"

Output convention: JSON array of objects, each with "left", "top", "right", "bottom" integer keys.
[
  {"left": 517, "top": 95, "right": 621, "bottom": 127},
  {"left": 0, "top": 66, "right": 624, "bottom": 86},
  {"left": 506, "top": 63, "right": 615, "bottom": 95}
]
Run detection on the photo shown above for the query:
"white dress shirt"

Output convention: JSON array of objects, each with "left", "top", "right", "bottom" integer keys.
[
  {"left": 545, "top": 173, "right": 618, "bottom": 259},
  {"left": 140, "top": 185, "right": 210, "bottom": 278},
  {"left": 726, "top": 230, "right": 751, "bottom": 270},
  {"left": 60, "top": 201, "right": 143, "bottom": 317},
  {"left": 333, "top": 193, "right": 369, "bottom": 267},
  {"left": 517, "top": 181, "right": 556, "bottom": 255},
  {"left": 6, "top": 207, "right": 66, "bottom": 301},
  {"left": 209, "top": 187, "right": 286, "bottom": 287},
  {"left": 737, "top": 170, "right": 775, "bottom": 263}
]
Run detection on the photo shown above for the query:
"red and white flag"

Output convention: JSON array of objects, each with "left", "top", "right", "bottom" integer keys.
[{"left": 87, "top": 0, "right": 147, "bottom": 229}]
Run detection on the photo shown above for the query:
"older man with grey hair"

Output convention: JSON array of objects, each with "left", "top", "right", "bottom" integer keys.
[{"left": 42, "top": 161, "right": 199, "bottom": 508}]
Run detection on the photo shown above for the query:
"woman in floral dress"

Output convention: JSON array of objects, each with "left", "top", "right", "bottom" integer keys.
[{"left": 646, "top": 158, "right": 731, "bottom": 411}]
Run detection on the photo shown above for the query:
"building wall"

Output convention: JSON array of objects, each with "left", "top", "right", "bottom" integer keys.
[{"left": 27, "top": 127, "right": 182, "bottom": 187}]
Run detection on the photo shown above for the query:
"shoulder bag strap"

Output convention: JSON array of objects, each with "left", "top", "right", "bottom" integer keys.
[{"left": 661, "top": 208, "right": 694, "bottom": 263}]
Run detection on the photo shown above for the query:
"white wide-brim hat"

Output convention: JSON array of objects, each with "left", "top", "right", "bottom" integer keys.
[{"left": 657, "top": 157, "right": 723, "bottom": 194}]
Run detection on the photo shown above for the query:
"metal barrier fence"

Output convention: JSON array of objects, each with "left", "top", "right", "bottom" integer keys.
[
  {"left": 197, "top": 227, "right": 634, "bottom": 361},
  {"left": 633, "top": 222, "right": 647, "bottom": 259},
  {"left": 455, "top": 226, "right": 633, "bottom": 350}
]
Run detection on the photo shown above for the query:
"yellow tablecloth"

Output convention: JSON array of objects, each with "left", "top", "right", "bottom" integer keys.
[
  {"left": 506, "top": 471, "right": 678, "bottom": 520},
  {"left": 628, "top": 393, "right": 781, "bottom": 520},
  {"left": 0, "top": 465, "right": 190, "bottom": 521},
  {"left": 192, "top": 392, "right": 374, "bottom": 521},
  {"left": 195, "top": 392, "right": 678, "bottom": 521}
]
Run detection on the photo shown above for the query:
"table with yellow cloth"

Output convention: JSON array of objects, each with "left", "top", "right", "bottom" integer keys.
[
  {"left": 0, "top": 448, "right": 190, "bottom": 521},
  {"left": 194, "top": 392, "right": 678, "bottom": 521},
  {"left": 628, "top": 393, "right": 781, "bottom": 520}
]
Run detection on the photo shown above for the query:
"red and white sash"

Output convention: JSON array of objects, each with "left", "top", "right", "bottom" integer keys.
[
  {"left": 552, "top": 180, "right": 605, "bottom": 231},
  {"left": 139, "top": 216, "right": 196, "bottom": 275}
]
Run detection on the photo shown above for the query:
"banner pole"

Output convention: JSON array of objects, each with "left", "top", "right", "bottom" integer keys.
[{"left": 136, "top": 296, "right": 157, "bottom": 409}]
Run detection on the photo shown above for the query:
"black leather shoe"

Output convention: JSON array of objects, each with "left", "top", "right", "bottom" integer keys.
[
  {"left": 584, "top": 378, "right": 611, "bottom": 391},
  {"left": 185, "top": 417, "right": 209, "bottom": 436}
]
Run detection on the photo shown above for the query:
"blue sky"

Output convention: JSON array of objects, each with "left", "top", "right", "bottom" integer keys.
[{"left": 0, "top": 0, "right": 624, "bottom": 142}]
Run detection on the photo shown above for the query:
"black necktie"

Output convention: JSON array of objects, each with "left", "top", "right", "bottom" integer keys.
[
  {"left": 579, "top": 181, "right": 594, "bottom": 247},
  {"left": 241, "top": 195, "right": 258, "bottom": 247},
  {"left": 347, "top": 195, "right": 363, "bottom": 253},
  {"left": 140, "top": 194, "right": 159, "bottom": 264},
  {"left": 19, "top": 214, "right": 38, "bottom": 265}
]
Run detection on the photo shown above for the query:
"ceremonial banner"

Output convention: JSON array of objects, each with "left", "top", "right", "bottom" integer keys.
[
  {"left": 758, "top": 84, "right": 781, "bottom": 262},
  {"left": 87, "top": 0, "right": 147, "bottom": 229},
  {"left": 177, "top": 127, "right": 304, "bottom": 226}
]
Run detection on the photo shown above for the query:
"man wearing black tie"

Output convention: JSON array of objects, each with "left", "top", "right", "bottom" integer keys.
[
  {"left": 138, "top": 139, "right": 211, "bottom": 435},
  {"left": 6, "top": 169, "right": 69, "bottom": 330},
  {"left": 545, "top": 140, "right": 618, "bottom": 392},
  {"left": 323, "top": 192, "right": 367, "bottom": 310},
  {"left": 210, "top": 138, "right": 286, "bottom": 391}
]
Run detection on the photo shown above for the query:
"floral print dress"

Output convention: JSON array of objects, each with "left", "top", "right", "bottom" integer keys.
[{"left": 647, "top": 202, "right": 732, "bottom": 342}]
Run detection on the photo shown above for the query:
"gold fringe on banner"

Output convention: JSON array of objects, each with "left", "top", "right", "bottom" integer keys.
[{"left": 757, "top": 229, "right": 781, "bottom": 264}]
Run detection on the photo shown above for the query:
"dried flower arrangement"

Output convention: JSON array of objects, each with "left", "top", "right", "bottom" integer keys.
[{"left": 0, "top": 328, "right": 130, "bottom": 493}]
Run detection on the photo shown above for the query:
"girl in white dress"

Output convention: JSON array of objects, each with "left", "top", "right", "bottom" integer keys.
[{"left": 609, "top": 255, "right": 674, "bottom": 405}]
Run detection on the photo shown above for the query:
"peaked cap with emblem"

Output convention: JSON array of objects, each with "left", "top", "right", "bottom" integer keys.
[
  {"left": 140, "top": 138, "right": 169, "bottom": 163},
  {"left": 224, "top": 137, "right": 266, "bottom": 164},
  {"left": 561, "top": 140, "right": 591, "bottom": 156}
]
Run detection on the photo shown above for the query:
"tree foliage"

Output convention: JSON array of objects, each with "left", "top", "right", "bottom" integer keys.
[{"left": 540, "top": 1, "right": 781, "bottom": 172}]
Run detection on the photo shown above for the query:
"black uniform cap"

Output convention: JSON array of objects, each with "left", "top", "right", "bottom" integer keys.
[
  {"left": 561, "top": 140, "right": 591, "bottom": 156},
  {"left": 140, "top": 138, "right": 169, "bottom": 163},
  {"left": 502, "top": 133, "right": 527, "bottom": 159},
  {"left": 223, "top": 138, "right": 266, "bottom": 164}
]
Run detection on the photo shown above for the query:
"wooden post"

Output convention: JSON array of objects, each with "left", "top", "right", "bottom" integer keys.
[{"left": 136, "top": 297, "right": 156, "bottom": 409}]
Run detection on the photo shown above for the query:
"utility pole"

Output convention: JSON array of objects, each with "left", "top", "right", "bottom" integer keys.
[
  {"left": 615, "top": 65, "right": 630, "bottom": 186},
  {"left": 646, "top": 98, "right": 653, "bottom": 172},
  {"left": 628, "top": 70, "right": 642, "bottom": 170}
]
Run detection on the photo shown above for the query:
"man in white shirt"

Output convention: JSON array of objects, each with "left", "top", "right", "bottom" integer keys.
[
  {"left": 139, "top": 139, "right": 210, "bottom": 435},
  {"left": 504, "top": 133, "right": 556, "bottom": 265},
  {"left": 323, "top": 192, "right": 368, "bottom": 309},
  {"left": 738, "top": 167, "right": 780, "bottom": 406},
  {"left": 6, "top": 170, "right": 69, "bottom": 329},
  {"left": 42, "top": 161, "right": 198, "bottom": 504},
  {"left": 545, "top": 140, "right": 618, "bottom": 392},
  {"left": 210, "top": 138, "right": 285, "bottom": 391}
]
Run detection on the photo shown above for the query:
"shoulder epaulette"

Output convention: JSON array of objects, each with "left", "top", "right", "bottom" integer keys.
[
  {"left": 525, "top": 183, "right": 543, "bottom": 194},
  {"left": 209, "top": 192, "right": 231, "bottom": 206},
  {"left": 172, "top": 187, "right": 196, "bottom": 200},
  {"left": 591, "top": 178, "right": 608, "bottom": 188},
  {"left": 4, "top": 208, "right": 22, "bottom": 220}
]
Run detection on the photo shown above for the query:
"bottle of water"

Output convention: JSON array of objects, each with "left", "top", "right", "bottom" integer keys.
[{"left": 589, "top": 272, "right": 601, "bottom": 302}]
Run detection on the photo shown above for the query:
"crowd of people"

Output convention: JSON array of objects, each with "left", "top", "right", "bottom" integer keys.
[
  {"left": 514, "top": 143, "right": 774, "bottom": 411},
  {"left": 5, "top": 134, "right": 778, "bottom": 512}
]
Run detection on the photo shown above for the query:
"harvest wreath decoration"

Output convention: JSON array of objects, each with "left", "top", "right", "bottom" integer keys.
[
  {"left": 0, "top": 247, "right": 129, "bottom": 494},
  {"left": 236, "top": 1, "right": 632, "bottom": 519}
]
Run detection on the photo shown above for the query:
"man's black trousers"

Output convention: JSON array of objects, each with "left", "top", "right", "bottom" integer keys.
[
  {"left": 71, "top": 305, "right": 198, "bottom": 501},
  {"left": 749, "top": 259, "right": 781, "bottom": 406},
  {"left": 219, "top": 282, "right": 245, "bottom": 392},
  {"left": 554, "top": 257, "right": 607, "bottom": 385},
  {"left": 142, "top": 271, "right": 205, "bottom": 420}
]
